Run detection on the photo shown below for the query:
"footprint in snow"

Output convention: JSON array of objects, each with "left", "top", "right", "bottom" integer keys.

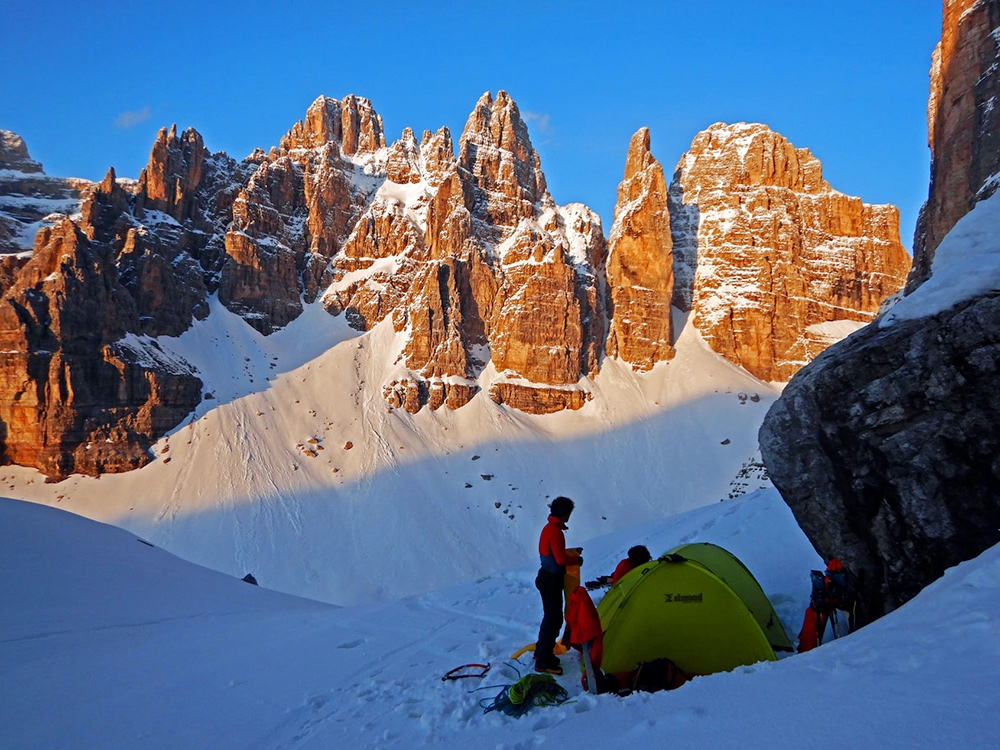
[{"left": 337, "top": 638, "right": 365, "bottom": 649}]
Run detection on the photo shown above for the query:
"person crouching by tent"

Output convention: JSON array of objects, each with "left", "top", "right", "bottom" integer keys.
[
  {"left": 611, "top": 545, "right": 652, "bottom": 585},
  {"left": 535, "top": 496, "right": 582, "bottom": 675}
]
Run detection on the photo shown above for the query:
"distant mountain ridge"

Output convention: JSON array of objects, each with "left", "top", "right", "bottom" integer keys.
[{"left": 0, "top": 92, "right": 909, "bottom": 478}]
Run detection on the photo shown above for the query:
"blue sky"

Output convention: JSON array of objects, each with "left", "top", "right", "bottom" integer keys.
[{"left": 2, "top": 1, "right": 940, "bottom": 247}]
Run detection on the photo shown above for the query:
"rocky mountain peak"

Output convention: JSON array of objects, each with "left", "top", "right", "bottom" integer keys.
[
  {"left": 605, "top": 127, "right": 674, "bottom": 370},
  {"left": 386, "top": 127, "right": 422, "bottom": 184},
  {"left": 622, "top": 127, "right": 657, "bottom": 180},
  {"left": 340, "top": 94, "right": 386, "bottom": 156},
  {"left": 137, "top": 125, "right": 208, "bottom": 222},
  {"left": 419, "top": 127, "right": 457, "bottom": 187},
  {"left": 0, "top": 131, "right": 89, "bottom": 258},
  {"left": 279, "top": 94, "right": 386, "bottom": 156},
  {"left": 0, "top": 130, "right": 44, "bottom": 174},
  {"left": 670, "top": 121, "right": 910, "bottom": 382},
  {"left": 458, "top": 90, "right": 549, "bottom": 232},
  {"left": 680, "top": 122, "right": 827, "bottom": 196}
]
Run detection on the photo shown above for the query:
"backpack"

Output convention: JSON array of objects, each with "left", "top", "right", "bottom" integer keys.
[{"left": 809, "top": 559, "right": 857, "bottom": 615}]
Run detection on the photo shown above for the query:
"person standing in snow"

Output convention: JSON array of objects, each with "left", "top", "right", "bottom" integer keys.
[{"left": 535, "top": 496, "right": 582, "bottom": 675}]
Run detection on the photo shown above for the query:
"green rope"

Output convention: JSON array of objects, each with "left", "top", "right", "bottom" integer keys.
[
  {"left": 507, "top": 674, "right": 556, "bottom": 705},
  {"left": 481, "top": 673, "right": 570, "bottom": 716}
]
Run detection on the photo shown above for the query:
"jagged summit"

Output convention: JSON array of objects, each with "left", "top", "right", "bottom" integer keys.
[
  {"left": 605, "top": 127, "right": 674, "bottom": 370},
  {"left": 0, "top": 130, "right": 44, "bottom": 174},
  {"left": 0, "top": 92, "right": 910, "bottom": 478},
  {"left": 458, "top": 90, "right": 551, "bottom": 231},
  {"left": 279, "top": 94, "right": 386, "bottom": 156}
]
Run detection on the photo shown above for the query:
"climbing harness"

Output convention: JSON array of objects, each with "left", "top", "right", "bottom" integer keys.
[{"left": 441, "top": 663, "right": 491, "bottom": 681}]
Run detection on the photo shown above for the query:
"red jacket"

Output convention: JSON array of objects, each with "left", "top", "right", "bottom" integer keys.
[
  {"left": 538, "top": 515, "right": 578, "bottom": 573},
  {"left": 611, "top": 558, "right": 635, "bottom": 585}
]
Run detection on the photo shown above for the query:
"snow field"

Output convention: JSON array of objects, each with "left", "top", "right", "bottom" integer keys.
[{"left": 3, "top": 489, "right": 999, "bottom": 748}]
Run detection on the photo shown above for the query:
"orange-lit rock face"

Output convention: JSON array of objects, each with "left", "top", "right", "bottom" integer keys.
[
  {"left": 605, "top": 128, "right": 674, "bottom": 370},
  {"left": 910, "top": 0, "right": 1000, "bottom": 290},
  {"left": 0, "top": 220, "right": 201, "bottom": 478},
  {"left": 279, "top": 95, "right": 386, "bottom": 156},
  {"left": 459, "top": 90, "right": 549, "bottom": 233},
  {"left": 670, "top": 122, "right": 911, "bottom": 382},
  {"left": 138, "top": 125, "right": 208, "bottom": 223},
  {"left": 327, "top": 90, "right": 605, "bottom": 414},
  {"left": 218, "top": 95, "right": 389, "bottom": 333}
]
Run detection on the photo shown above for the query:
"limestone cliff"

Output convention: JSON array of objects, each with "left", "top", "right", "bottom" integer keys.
[
  {"left": 670, "top": 122, "right": 911, "bottom": 382},
  {"left": 911, "top": 0, "right": 1000, "bottom": 290},
  {"left": 0, "top": 126, "right": 244, "bottom": 477},
  {"left": 325, "top": 91, "right": 605, "bottom": 414},
  {"left": 605, "top": 127, "right": 674, "bottom": 370},
  {"left": 0, "top": 218, "right": 202, "bottom": 478}
]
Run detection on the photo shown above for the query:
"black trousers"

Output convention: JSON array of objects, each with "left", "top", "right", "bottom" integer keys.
[{"left": 535, "top": 569, "right": 564, "bottom": 664}]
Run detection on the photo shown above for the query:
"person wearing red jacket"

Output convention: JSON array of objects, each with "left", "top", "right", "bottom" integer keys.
[
  {"left": 611, "top": 545, "right": 651, "bottom": 585},
  {"left": 535, "top": 496, "right": 582, "bottom": 675}
]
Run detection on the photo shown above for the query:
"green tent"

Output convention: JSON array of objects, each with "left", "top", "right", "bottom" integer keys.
[
  {"left": 597, "top": 551, "right": 777, "bottom": 677},
  {"left": 666, "top": 543, "right": 793, "bottom": 653}
]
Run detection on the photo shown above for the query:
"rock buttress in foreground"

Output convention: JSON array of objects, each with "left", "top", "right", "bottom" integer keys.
[
  {"left": 760, "top": 1, "right": 1000, "bottom": 618},
  {"left": 759, "top": 291, "right": 1000, "bottom": 617}
]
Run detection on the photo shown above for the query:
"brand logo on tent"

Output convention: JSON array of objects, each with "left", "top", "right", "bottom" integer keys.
[{"left": 664, "top": 592, "right": 703, "bottom": 604}]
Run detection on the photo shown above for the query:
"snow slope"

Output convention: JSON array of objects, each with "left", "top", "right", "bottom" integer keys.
[
  {"left": 882, "top": 189, "right": 1000, "bottom": 326},
  {"left": 3, "top": 492, "right": 998, "bottom": 749},
  {"left": 1, "top": 303, "right": 781, "bottom": 606}
]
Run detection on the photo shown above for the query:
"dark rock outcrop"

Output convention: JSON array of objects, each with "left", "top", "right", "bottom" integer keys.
[{"left": 760, "top": 291, "right": 1000, "bottom": 616}]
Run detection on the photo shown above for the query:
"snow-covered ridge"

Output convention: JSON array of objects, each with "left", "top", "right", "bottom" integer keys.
[{"left": 881, "top": 189, "right": 1000, "bottom": 326}]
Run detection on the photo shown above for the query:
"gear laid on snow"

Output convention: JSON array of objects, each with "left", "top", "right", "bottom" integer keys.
[
  {"left": 441, "top": 663, "right": 491, "bottom": 681},
  {"left": 480, "top": 673, "right": 570, "bottom": 717}
]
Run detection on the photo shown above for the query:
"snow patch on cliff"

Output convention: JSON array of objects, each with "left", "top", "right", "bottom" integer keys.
[{"left": 881, "top": 190, "right": 1000, "bottom": 326}]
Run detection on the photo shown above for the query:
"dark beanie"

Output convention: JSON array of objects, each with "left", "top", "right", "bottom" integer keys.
[{"left": 549, "top": 496, "right": 575, "bottom": 518}]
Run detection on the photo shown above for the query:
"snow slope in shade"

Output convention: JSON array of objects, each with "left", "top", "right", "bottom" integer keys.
[
  {"left": 3, "top": 492, "right": 999, "bottom": 749},
  {"left": 0, "top": 301, "right": 781, "bottom": 606}
]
